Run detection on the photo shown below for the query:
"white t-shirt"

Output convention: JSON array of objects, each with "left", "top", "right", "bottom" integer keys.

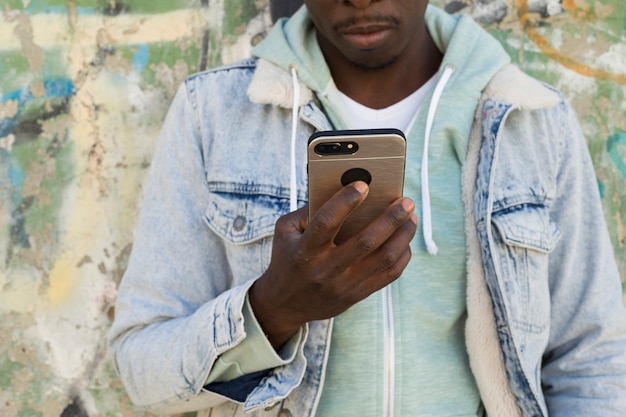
[{"left": 338, "top": 75, "right": 437, "bottom": 132}]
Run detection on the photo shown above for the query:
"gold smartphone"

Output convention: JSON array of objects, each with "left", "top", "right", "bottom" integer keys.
[{"left": 307, "top": 128, "right": 407, "bottom": 243}]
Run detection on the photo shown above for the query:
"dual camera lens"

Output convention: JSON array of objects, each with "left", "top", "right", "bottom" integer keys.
[{"left": 314, "top": 141, "right": 359, "bottom": 155}]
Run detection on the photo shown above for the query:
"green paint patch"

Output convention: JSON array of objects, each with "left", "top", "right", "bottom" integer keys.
[
  {"left": 29, "top": 144, "right": 74, "bottom": 235},
  {"left": 598, "top": 1, "right": 626, "bottom": 42},
  {"left": 17, "top": 405, "right": 43, "bottom": 417},
  {"left": 0, "top": 53, "right": 31, "bottom": 92},
  {"left": 7, "top": 118, "right": 74, "bottom": 260},
  {"left": 0, "top": 50, "right": 69, "bottom": 96},
  {"left": 41, "top": 49, "right": 71, "bottom": 81},
  {"left": 607, "top": 131, "right": 626, "bottom": 179},
  {"left": 126, "top": 41, "right": 201, "bottom": 86},
  {"left": 2, "top": 0, "right": 29, "bottom": 10},
  {"left": 3, "top": 0, "right": 86, "bottom": 14},
  {"left": 0, "top": 351, "right": 25, "bottom": 389},
  {"left": 4, "top": 0, "right": 201, "bottom": 14},
  {"left": 17, "top": 96, "right": 67, "bottom": 127},
  {"left": 110, "top": 0, "right": 201, "bottom": 14},
  {"left": 94, "top": 0, "right": 201, "bottom": 15},
  {"left": 597, "top": 81, "right": 624, "bottom": 105},
  {"left": 223, "top": 0, "right": 259, "bottom": 39}
]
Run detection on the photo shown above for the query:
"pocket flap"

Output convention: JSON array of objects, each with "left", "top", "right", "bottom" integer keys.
[
  {"left": 205, "top": 184, "right": 288, "bottom": 244},
  {"left": 491, "top": 204, "right": 561, "bottom": 253}
]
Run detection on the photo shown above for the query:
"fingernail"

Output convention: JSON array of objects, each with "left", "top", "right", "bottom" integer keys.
[
  {"left": 353, "top": 181, "right": 369, "bottom": 195},
  {"left": 401, "top": 198, "right": 415, "bottom": 212},
  {"left": 409, "top": 213, "right": 418, "bottom": 225}
]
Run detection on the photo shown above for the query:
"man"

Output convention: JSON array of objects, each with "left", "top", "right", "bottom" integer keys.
[{"left": 108, "top": 0, "right": 626, "bottom": 416}]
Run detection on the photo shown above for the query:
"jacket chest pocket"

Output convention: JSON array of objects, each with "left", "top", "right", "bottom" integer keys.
[
  {"left": 490, "top": 203, "right": 561, "bottom": 336},
  {"left": 204, "top": 183, "right": 290, "bottom": 285}
]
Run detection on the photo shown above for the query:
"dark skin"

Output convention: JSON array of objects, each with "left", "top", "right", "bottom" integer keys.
[{"left": 249, "top": 0, "right": 442, "bottom": 348}]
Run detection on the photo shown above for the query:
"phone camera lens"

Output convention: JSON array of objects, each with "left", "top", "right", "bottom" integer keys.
[
  {"left": 315, "top": 142, "right": 342, "bottom": 154},
  {"left": 314, "top": 141, "right": 359, "bottom": 155}
]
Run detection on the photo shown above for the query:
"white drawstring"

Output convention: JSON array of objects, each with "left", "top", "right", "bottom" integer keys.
[
  {"left": 289, "top": 65, "right": 300, "bottom": 212},
  {"left": 422, "top": 64, "right": 455, "bottom": 255}
]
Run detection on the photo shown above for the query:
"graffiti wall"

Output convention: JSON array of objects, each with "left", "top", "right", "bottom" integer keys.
[{"left": 0, "top": 0, "right": 624, "bottom": 415}]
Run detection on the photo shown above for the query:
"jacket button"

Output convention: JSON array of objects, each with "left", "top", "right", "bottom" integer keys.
[
  {"left": 277, "top": 410, "right": 292, "bottom": 417},
  {"left": 233, "top": 215, "right": 246, "bottom": 231}
]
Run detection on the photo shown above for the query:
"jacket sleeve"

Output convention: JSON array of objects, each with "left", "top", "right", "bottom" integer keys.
[
  {"left": 107, "top": 81, "right": 307, "bottom": 414},
  {"left": 541, "top": 98, "right": 626, "bottom": 416}
]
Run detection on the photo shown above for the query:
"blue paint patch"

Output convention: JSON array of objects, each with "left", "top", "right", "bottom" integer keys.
[
  {"left": 607, "top": 131, "right": 626, "bottom": 180},
  {"left": 131, "top": 44, "right": 149, "bottom": 73},
  {"left": 7, "top": 157, "right": 25, "bottom": 194},
  {"left": 1, "top": 151, "right": 29, "bottom": 249},
  {"left": 0, "top": 78, "right": 75, "bottom": 138},
  {"left": 0, "top": 77, "right": 75, "bottom": 252},
  {"left": 597, "top": 179, "right": 604, "bottom": 200},
  {"left": 22, "top": 6, "right": 97, "bottom": 15}
]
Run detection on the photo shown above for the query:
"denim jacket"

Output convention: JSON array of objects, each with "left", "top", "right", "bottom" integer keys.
[{"left": 108, "top": 58, "right": 626, "bottom": 417}]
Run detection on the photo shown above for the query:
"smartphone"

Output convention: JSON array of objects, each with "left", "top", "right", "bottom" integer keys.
[{"left": 307, "top": 128, "right": 407, "bottom": 243}]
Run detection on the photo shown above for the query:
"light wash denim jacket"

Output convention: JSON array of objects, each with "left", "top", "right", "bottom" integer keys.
[{"left": 108, "top": 57, "right": 626, "bottom": 417}]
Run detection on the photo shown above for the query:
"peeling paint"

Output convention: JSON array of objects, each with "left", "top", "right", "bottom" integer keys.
[{"left": 6, "top": 10, "right": 45, "bottom": 72}]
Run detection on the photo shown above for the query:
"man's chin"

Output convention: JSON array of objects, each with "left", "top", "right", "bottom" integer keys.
[{"left": 348, "top": 55, "right": 399, "bottom": 72}]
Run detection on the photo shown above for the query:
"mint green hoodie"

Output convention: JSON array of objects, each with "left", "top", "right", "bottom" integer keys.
[{"left": 208, "top": 4, "right": 511, "bottom": 416}]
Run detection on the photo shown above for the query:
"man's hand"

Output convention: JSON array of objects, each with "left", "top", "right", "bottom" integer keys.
[{"left": 248, "top": 181, "right": 418, "bottom": 348}]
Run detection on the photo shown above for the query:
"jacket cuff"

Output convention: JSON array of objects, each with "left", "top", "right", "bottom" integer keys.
[
  {"left": 205, "top": 294, "right": 303, "bottom": 385},
  {"left": 243, "top": 322, "right": 310, "bottom": 411}
]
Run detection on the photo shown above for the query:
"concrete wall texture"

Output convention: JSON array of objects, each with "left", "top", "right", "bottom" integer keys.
[{"left": 0, "top": 0, "right": 624, "bottom": 416}]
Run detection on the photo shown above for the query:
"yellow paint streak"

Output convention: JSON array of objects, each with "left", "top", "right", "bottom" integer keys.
[
  {"left": 517, "top": 0, "right": 626, "bottom": 85},
  {"left": 0, "top": 9, "right": 210, "bottom": 49},
  {"left": 561, "top": 0, "right": 578, "bottom": 12},
  {"left": 47, "top": 255, "right": 78, "bottom": 306}
]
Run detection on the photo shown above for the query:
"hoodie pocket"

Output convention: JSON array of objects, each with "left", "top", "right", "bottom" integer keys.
[
  {"left": 490, "top": 203, "right": 561, "bottom": 335},
  {"left": 204, "top": 182, "right": 290, "bottom": 283}
]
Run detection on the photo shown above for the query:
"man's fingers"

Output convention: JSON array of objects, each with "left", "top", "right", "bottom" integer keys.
[
  {"left": 303, "top": 181, "right": 369, "bottom": 248},
  {"left": 342, "top": 209, "right": 417, "bottom": 303},
  {"left": 352, "top": 245, "right": 413, "bottom": 303},
  {"left": 351, "top": 211, "right": 417, "bottom": 276},
  {"left": 336, "top": 197, "right": 416, "bottom": 262}
]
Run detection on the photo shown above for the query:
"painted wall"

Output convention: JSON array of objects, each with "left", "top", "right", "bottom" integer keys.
[{"left": 0, "top": 0, "right": 624, "bottom": 416}]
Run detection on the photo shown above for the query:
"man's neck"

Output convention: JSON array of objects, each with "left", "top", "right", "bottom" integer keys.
[{"left": 322, "top": 27, "right": 443, "bottom": 110}]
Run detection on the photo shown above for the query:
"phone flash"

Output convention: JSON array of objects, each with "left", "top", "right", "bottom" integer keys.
[{"left": 347, "top": 143, "right": 354, "bottom": 149}]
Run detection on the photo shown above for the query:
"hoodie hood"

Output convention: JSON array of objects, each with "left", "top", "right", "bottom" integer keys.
[
  {"left": 251, "top": 5, "right": 331, "bottom": 102},
  {"left": 251, "top": 4, "right": 511, "bottom": 124}
]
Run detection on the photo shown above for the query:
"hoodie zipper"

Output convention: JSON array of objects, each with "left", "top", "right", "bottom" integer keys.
[
  {"left": 383, "top": 285, "right": 395, "bottom": 417},
  {"left": 381, "top": 64, "right": 456, "bottom": 417}
]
